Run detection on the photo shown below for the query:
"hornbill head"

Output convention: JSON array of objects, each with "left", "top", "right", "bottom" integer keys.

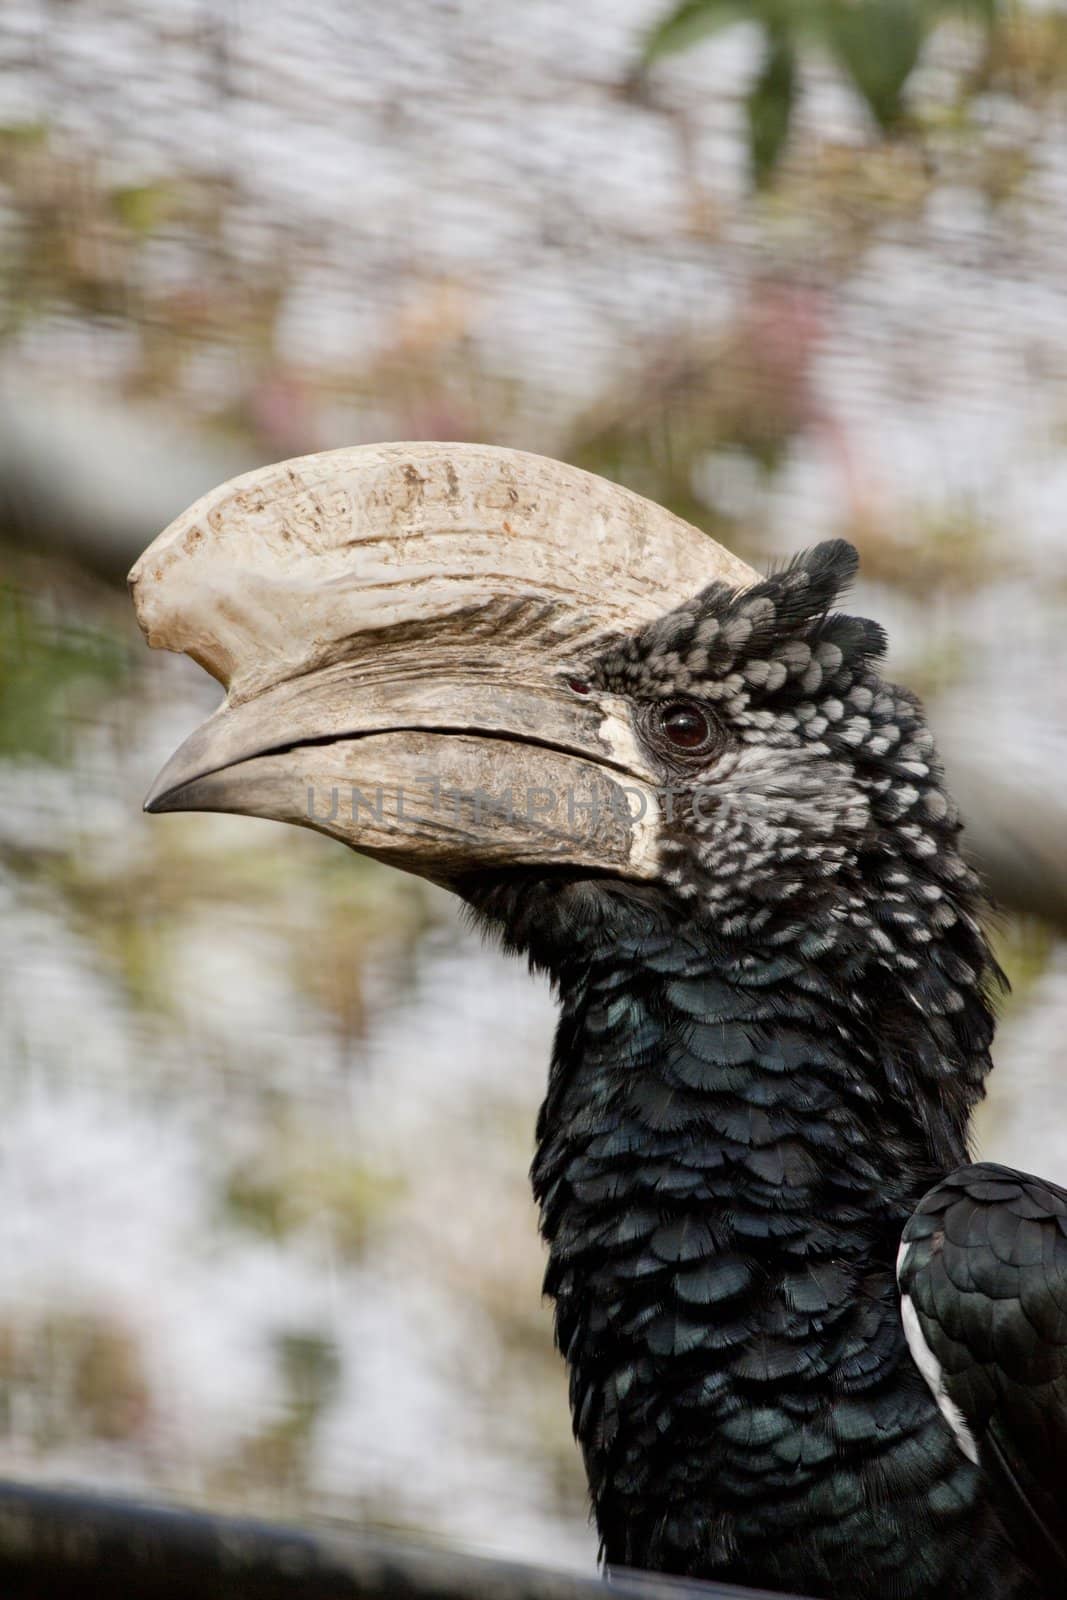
[
  {"left": 133, "top": 442, "right": 978, "bottom": 996},
  {"left": 133, "top": 443, "right": 760, "bottom": 896}
]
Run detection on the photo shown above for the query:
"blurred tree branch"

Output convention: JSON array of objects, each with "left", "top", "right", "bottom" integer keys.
[{"left": 0, "top": 1480, "right": 807, "bottom": 1600}]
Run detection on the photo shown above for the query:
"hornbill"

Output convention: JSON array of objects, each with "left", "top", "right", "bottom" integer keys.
[{"left": 131, "top": 444, "right": 1067, "bottom": 1600}]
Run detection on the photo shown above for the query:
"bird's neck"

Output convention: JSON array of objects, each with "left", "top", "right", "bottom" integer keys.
[{"left": 523, "top": 883, "right": 993, "bottom": 1586}]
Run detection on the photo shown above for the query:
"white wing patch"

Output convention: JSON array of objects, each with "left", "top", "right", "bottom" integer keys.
[{"left": 900, "top": 1291, "right": 980, "bottom": 1466}]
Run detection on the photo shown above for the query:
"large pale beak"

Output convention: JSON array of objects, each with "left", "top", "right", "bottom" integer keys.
[{"left": 131, "top": 443, "right": 754, "bottom": 887}]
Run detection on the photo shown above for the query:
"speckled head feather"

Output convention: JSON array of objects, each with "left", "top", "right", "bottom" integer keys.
[
  {"left": 589, "top": 541, "right": 981, "bottom": 951},
  {"left": 594, "top": 538, "right": 885, "bottom": 713}
]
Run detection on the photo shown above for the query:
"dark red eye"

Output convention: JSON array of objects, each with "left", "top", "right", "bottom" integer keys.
[
  {"left": 655, "top": 699, "right": 716, "bottom": 752},
  {"left": 567, "top": 677, "right": 592, "bottom": 696}
]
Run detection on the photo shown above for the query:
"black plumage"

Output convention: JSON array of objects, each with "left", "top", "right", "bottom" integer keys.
[
  {"left": 468, "top": 542, "right": 1059, "bottom": 1599},
  {"left": 900, "top": 1164, "right": 1067, "bottom": 1592}
]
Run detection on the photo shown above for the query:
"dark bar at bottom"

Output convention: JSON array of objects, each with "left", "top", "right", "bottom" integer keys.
[{"left": 0, "top": 1479, "right": 810, "bottom": 1600}]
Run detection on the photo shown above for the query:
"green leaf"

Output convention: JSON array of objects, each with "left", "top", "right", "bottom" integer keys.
[
  {"left": 928, "top": 0, "right": 999, "bottom": 21},
  {"left": 747, "top": 26, "right": 798, "bottom": 184},
  {"left": 823, "top": 0, "right": 925, "bottom": 131},
  {"left": 641, "top": 0, "right": 752, "bottom": 65},
  {"left": 0, "top": 586, "right": 127, "bottom": 763},
  {"left": 0, "top": 121, "right": 50, "bottom": 152},
  {"left": 111, "top": 182, "right": 173, "bottom": 237}
]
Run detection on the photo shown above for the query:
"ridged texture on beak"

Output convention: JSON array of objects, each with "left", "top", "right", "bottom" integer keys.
[{"left": 128, "top": 442, "right": 756, "bottom": 699}]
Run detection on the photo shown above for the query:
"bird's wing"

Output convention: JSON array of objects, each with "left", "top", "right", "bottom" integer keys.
[{"left": 898, "top": 1161, "right": 1067, "bottom": 1588}]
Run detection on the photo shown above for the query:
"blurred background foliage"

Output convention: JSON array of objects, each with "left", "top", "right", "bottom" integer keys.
[
  {"left": 641, "top": 0, "right": 1003, "bottom": 181},
  {"left": 0, "top": 0, "right": 1066, "bottom": 1574}
]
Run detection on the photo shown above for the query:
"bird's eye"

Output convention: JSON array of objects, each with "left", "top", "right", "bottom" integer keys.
[
  {"left": 650, "top": 699, "right": 720, "bottom": 757},
  {"left": 660, "top": 702, "right": 711, "bottom": 748},
  {"left": 566, "top": 677, "right": 592, "bottom": 696}
]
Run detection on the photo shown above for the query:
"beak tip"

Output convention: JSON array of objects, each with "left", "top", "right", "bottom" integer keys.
[
  {"left": 143, "top": 739, "right": 209, "bottom": 815},
  {"left": 143, "top": 774, "right": 183, "bottom": 814}
]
